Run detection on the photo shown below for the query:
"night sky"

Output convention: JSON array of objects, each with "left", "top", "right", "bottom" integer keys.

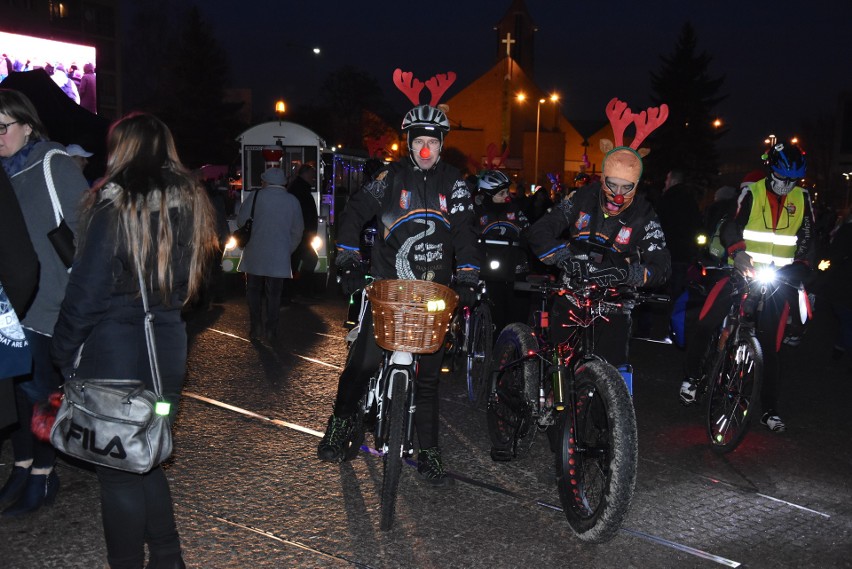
[{"left": 172, "top": 0, "right": 849, "bottom": 151}]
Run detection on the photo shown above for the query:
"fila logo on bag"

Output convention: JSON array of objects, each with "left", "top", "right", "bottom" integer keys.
[{"left": 65, "top": 421, "right": 128, "bottom": 459}]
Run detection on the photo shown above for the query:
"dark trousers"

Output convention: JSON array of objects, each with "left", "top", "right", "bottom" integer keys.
[
  {"left": 686, "top": 277, "right": 791, "bottom": 412},
  {"left": 333, "top": 306, "right": 444, "bottom": 449},
  {"left": 10, "top": 330, "right": 60, "bottom": 468},
  {"left": 246, "top": 274, "right": 285, "bottom": 334},
  {"left": 285, "top": 239, "right": 319, "bottom": 297},
  {"left": 96, "top": 464, "right": 181, "bottom": 569}
]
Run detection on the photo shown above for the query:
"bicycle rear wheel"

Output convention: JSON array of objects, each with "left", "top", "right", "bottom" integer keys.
[
  {"left": 557, "top": 359, "right": 637, "bottom": 543},
  {"left": 705, "top": 334, "right": 763, "bottom": 453},
  {"left": 467, "top": 302, "right": 494, "bottom": 407},
  {"left": 380, "top": 369, "right": 408, "bottom": 531},
  {"left": 487, "top": 323, "right": 538, "bottom": 459}
]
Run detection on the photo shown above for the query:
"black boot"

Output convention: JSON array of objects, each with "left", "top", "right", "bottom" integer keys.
[
  {"left": 2, "top": 469, "right": 59, "bottom": 516},
  {"left": 0, "top": 465, "right": 32, "bottom": 504}
]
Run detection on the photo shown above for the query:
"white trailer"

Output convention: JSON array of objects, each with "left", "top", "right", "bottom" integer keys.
[{"left": 222, "top": 121, "right": 368, "bottom": 282}]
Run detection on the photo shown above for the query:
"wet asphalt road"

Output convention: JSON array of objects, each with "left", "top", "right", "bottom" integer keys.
[{"left": 1, "top": 278, "right": 851, "bottom": 568}]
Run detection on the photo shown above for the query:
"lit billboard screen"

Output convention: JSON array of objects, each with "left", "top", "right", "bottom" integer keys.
[{"left": 0, "top": 31, "right": 97, "bottom": 113}]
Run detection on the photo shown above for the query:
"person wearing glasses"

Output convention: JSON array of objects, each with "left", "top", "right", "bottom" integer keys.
[
  {"left": 525, "top": 109, "right": 671, "bottom": 417},
  {"left": 0, "top": 89, "right": 88, "bottom": 516},
  {"left": 679, "top": 141, "right": 815, "bottom": 433}
]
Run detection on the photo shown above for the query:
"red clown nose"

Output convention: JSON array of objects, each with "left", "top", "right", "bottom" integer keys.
[
  {"left": 419, "top": 146, "right": 431, "bottom": 159},
  {"left": 613, "top": 194, "right": 625, "bottom": 205}
]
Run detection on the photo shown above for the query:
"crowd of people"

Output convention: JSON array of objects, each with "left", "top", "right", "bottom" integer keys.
[
  {"left": 1, "top": 82, "right": 851, "bottom": 568},
  {"left": 1, "top": 56, "right": 97, "bottom": 114}
]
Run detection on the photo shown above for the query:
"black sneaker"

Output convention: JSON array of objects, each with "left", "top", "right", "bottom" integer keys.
[
  {"left": 317, "top": 414, "right": 357, "bottom": 462},
  {"left": 417, "top": 447, "right": 454, "bottom": 487}
]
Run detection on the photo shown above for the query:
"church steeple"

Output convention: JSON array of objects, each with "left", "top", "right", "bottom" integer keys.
[{"left": 494, "top": 0, "right": 537, "bottom": 74}]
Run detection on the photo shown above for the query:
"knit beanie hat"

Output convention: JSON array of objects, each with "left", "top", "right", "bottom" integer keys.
[{"left": 602, "top": 147, "right": 643, "bottom": 186}]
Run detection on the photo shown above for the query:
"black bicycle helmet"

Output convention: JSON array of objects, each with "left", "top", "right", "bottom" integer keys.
[
  {"left": 401, "top": 105, "right": 450, "bottom": 150},
  {"left": 767, "top": 142, "right": 806, "bottom": 179},
  {"left": 477, "top": 170, "right": 511, "bottom": 196}
]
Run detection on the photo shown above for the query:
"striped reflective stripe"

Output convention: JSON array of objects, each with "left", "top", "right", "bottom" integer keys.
[
  {"left": 742, "top": 229, "right": 798, "bottom": 246},
  {"left": 750, "top": 252, "right": 794, "bottom": 266}
]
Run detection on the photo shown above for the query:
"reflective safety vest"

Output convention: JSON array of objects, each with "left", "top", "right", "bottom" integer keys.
[{"left": 741, "top": 179, "right": 804, "bottom": 267}]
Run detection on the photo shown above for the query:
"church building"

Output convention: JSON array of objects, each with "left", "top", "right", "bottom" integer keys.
[{"left": 444, "top": 0, "right": 612, "bottom": 191}]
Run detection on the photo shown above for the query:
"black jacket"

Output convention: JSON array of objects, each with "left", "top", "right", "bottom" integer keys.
[
  {"left": 526, "top": 182, "right": 671, "bottom": 288},
  {"left": 474, "top": 198, "right": 530, "bottom": 238},
  {"left": 655, "top": 182, "right": 703, "bottom": 264},
  {"left": 0, "top": 168, "right": 38, "bottom": 316},
  {"left": 51, "top": 193, "right": 193, "bottom": 409},
  {"left": 336, "top": 159, "right": 480, "bottom": 285}
]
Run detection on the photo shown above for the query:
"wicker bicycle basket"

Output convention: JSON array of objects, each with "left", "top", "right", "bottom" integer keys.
[{"left": 366, "top": 279, "right": 459, "bottom": 354}]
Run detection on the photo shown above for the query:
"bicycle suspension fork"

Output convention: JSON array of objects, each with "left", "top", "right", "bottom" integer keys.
[{"left": 388, "top": 351, "right": 418, "bottom": 457}]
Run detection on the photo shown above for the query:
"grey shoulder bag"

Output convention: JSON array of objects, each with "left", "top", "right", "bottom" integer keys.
[{"left": 50, "top": 254, "right": 174, "bottom": 473}]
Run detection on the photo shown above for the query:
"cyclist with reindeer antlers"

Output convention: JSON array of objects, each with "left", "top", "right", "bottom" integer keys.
[
  {"left": 317, "top": 69, "right": 480, "bottom": 486},
  {"left": 525, "top": 98, "right": 671, "bottom": 379}
]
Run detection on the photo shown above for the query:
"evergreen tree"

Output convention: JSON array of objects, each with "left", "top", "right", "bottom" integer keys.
[
  {"left": 123, "top": 4, "right": 244, "bottom": 168},
  {"left": 648, "top": 23, "right": 726, "bottom": 186}
]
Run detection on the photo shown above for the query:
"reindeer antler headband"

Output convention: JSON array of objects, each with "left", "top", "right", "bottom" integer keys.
[
  {"left": 600, "top": 97, "right": 669, "bottom": 184},
  {"left": 393, "top": 68, "right": 457, "bottom": 107}
]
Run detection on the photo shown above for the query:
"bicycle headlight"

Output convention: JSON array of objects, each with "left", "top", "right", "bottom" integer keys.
[
  {"left": 489, "top": 260, "right": 501, "bottom": 270},
  {"left": 755, "top": 266, "right": 777, "bottom": 284},
  {"left": 427, "top": 299, "right": 446, "bottom": 312},
  {"left": 696, "top": 233, "right": 707, "bottom": 246}
]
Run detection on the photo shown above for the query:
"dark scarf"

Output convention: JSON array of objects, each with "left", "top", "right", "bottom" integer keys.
[{"left": 0, "top": 141, "right": 37, "bottom": 177}]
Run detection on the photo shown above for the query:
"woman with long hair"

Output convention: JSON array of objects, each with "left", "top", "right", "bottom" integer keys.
[
  {"left": 0, "top": 89, "right": 88, "bottom": 516},
  {"left": 51, "top": 112, "right": 218, "bottom": 569}
]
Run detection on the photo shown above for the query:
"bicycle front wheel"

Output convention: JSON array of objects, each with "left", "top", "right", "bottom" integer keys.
[
  {"left": 380, "top": 369, "right": 408, "bottom": 531},
  {"left": 467, "top": 302, "right": 494, "bottom": 407},
  {"left": 557, "top": 359, "right": 637, "bottom": 543},
  {"left": 705, "top": 334, "right": 763, "bottom": 453}
]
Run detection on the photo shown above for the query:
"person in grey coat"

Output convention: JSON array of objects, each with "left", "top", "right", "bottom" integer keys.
[
  {"left": 237, "top": 167, "right": 303, "bottom": 342},
  {"left": 0, "top": 89, "right": 89, "bottom": 516}
]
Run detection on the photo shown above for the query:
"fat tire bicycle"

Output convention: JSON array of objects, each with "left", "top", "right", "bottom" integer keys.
[
  {"left": 350, "top": 279, "right": 457, "bottom": 531},
  {"left": 487, "top": 274, "right": 666, "bottom": 543}
]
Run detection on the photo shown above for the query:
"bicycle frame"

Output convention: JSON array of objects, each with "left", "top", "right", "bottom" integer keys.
[{"left": 499, "top": 278, "right": 647, "bottom": 422}]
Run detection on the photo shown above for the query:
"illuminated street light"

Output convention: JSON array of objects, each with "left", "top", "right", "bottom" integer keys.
[
  {"left": 712, "top": 118, "right": 723, "bottom": 129},
  {"left": 275, "top": 100, "right": 286, "bottom": 124},
  {"left": 516, "top": 92, "right": 559, "bottom": 185}
]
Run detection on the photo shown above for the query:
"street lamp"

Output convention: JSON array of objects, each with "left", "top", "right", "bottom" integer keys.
[
  {"left": 275, "top": 100, "right": 286, "bottom": 124},
  {"left": 517, "top": 92, "right": 559, "bottom": 185}
]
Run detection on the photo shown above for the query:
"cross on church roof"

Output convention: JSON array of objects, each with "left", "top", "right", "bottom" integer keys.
[{"left": 501, "top": 32, "right": 515, "bottom": 57}]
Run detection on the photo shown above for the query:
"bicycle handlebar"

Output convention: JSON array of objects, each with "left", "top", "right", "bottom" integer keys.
[{"left": 514, "top": 273, "right": 669, "bottom": 306}]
